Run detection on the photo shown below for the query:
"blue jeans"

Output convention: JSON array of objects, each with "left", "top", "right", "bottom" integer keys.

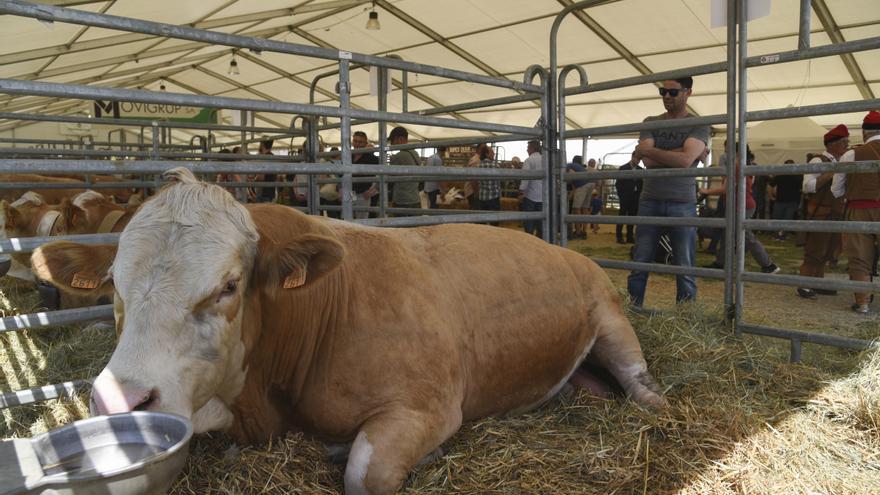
[
  {"left": 521, "top": 197, "right": 542, "bottom": 237},
  {"left": 627, "top": 199, "right": 697, "bottom": 306}
]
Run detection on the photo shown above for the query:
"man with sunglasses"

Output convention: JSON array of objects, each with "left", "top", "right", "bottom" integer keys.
[{"left": 627, "top": 77, "right": 710, "bottom": 308}]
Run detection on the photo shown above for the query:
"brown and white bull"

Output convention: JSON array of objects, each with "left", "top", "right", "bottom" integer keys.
[{"left": 32, "top": 168, "right": 665, "bottom": 495}]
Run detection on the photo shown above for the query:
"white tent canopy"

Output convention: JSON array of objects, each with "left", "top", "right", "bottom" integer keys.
[{"left": 0, "top": 0, "right": 878, "bottom": 147}]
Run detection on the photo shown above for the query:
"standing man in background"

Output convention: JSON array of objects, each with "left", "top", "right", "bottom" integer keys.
[
  {"left": 566, "top": 155, "right": 589, "bottom": 239},
  {"left": 351, "top": 131, "right": 379, "bottom": 219},
  {"left": 831, "top": 112, "right": 880, "bottom": 313},
  {"left": 519, "top": 140, "right": 544, "bottom": 237},
  {"left": 797, "top": 125, "right": 848, "bottom": 299},
  {"left": 256, "top": 139, "right": 277, "bottom": 203},
  {"left": 627, "top": 77, "right": 710, "bottom": 308},
  {"left": 615, "top": 153, "right": 643, "bottom": 244},
  {"left": 388, "top": 126, "right": 422, "bottom": 213},
  {"left": 425, "top": 146, "right": 446, "bottom": 209}
]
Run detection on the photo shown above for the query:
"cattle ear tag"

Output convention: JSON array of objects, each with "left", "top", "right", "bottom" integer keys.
[
  {"left": 282, "top": 266, "right": 307, "bottom": 289},
  {"left": 71, "top": 272, "right": 101, "bottom": 289}
]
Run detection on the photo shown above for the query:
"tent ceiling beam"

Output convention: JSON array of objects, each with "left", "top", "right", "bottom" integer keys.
[
  {"left": 374, "top": 0, "right": 579, "bottom": 131},
  {"left": 0, "top": 1, "right": 364, "bottom": 67},
  {"left": 811, "top": 0, "right": 874, "bottom": 100},
  {"left": 33, "top": 0, "right": 117, "bottom": 80},
  {"left": 191, "top": 66, "right": 301, "bottom": 131},
  {"left": 556, "top": 0, "right": 700, "bottom": 118}
]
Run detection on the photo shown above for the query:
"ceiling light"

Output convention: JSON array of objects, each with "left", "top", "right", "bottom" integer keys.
[
  {"left": 366, "top": 9, "right": 380, "bottom": 30},
  {"left": 228, "top": 53, "right": 240, "bottom": 76}
]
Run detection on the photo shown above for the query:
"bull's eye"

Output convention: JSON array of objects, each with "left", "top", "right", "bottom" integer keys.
[{"left": 219, "top": 279, "right": 238, "bottom": 300}]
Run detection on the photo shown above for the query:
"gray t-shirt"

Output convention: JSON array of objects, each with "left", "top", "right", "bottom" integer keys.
[
  {"left": 639, "top": 113, "right": 710, "bottom": 203},
  {"left": 390, "top": 149, "right": 422, "bottom": 206}
]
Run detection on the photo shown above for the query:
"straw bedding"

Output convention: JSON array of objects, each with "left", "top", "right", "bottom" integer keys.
[{"left": 1, "top": 272, "right": 878, "bottom": 494}]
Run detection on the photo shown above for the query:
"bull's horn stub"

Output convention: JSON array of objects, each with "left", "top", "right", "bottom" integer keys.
[
  {"left": 283, "top": 266, "right": 307, "bottom": 289},
  {"left": 71, "top": 272, "right": 101, "bottom": 289}
]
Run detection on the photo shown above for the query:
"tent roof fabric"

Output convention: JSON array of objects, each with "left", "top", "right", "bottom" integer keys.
[{"left": 0, "top": 0, "right": 878, "bottom": 145}]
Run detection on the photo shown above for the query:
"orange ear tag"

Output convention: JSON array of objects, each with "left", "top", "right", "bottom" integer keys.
[
  {"left": 282, "top": 266, "right": 307, "bottom": 289},
  {"left": 71, "top": 272, "right": 101, "bottom": 289}
]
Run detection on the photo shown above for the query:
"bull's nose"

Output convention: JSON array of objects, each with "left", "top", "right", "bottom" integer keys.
[{"left": 90, "top": 373, "right": 155, "bottom": 416}]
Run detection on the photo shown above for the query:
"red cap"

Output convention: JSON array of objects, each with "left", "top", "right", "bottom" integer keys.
[
  {"left": 823, "top": 124, "right": 849, "bottom": 144},
  {"left": 864, "top": 111, "right": 880, "bottom": 130}
]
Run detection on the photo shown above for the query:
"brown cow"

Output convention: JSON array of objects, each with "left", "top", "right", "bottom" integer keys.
[
  {"left": 1, "top": 192, "right": 85, "bottom": 273},
  {"left": 32, "top": 168, "right": 665, "bottom": 495},
  {"left": 71, "top": 190, "right": 137, "bottom": 234},
  {"left": 0, "top": 174, "right": 133, "bottom": 204}
]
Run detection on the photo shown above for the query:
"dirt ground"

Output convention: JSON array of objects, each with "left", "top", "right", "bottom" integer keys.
[{"left": 569, "top": 223, "right": 880, "bottom": 343}]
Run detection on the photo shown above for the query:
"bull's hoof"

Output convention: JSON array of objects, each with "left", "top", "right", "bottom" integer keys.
[{"left": 0, "top": 255, "right": 10, "bottom": 278}]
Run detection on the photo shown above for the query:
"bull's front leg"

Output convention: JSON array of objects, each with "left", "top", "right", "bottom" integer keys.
[{"left": 344, "top": 407, "right": 462, "bottom": 495}]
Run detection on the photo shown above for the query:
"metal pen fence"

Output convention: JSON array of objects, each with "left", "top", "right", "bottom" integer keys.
[
  {"left": 555, "top": 0, "right": 880, "bottom": 361},
  {"left": 0, "top": 0, "right": 548, "bottom": 408}
]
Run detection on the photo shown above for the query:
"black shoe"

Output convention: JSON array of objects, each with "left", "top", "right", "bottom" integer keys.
[
  {"left": 797, "top": 288, "right": 817, "bottom": 299},
  {"left": 703, "top": 262, "right": 723, "bottom": 269},
  {"left": 813, "top": 288, "right": 838, "bottom": 296},
  {"left": 616, "top": 238, "right": 625, "bottom": 244},
  {"left": 761, "top": 263, "right": 781, "bottom": 274},
  {"left": 626, "top": 238, "right": 635, "bottom": 244},
  {"left": 851, "top": 303, "right": 870, "bottom": 314}
]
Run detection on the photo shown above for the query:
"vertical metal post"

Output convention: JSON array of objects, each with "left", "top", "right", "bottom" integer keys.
[
  {"left": 723, "top": 0, "right": 737, "bottom": 317},
  {"left": 735, "top": 0, "right": 749, "bottom": 331},
  {"left": 401, "top": 69, "right": 409, "bottom": 113},
  {"left": 558, "top": 86, "right": 569, "bottom": 246},
  {"left": 378, "top": 66, "right": 389, "bottom": 218},
  {"left": 541, "top": 81, "right": 552, "bottom": 242},
  {"left": 239, "top": 110, "right": 247, "bottom": 151},
  {"left": 790, "top": 339, "right": 803, "bottom": 363},
  {"left": 150, "top": 122, "right": 159, "bottom": 159},
  {"left": 307, "top": 116, "right": 320, "bottom": 215},
  {"left": 339, "top": 59, "right": 353, "bottom": 221},
  {"left": 549, "top": 1, "right": 608, "bottom": 244},
  {"left": 798, "top": 0, "right": 811, "bottom": 50}
]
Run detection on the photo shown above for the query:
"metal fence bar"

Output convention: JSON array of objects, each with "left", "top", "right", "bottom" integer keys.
[
  {"left": 0, "top": 305, "right": 114, "bottom": 332},
  {"left": 0, "top": 1, "right": 541, "bottom": 94},
  {"left": 738, "top": 324, "right": 876, "bottom": 353},
  {"left": 0, "top": 233, "right": 120, "bottom": 254},
  {"left": 0, "top": 159, "right": 545, "bottom": 177},
  {"left": 0, "top": 379, "right": 91, "bottom": 409},
  {"left": 357, "top": 211, "right": 543, "bottom": 227},
  {"left": 0, "top": 111, "right": 298, "bottom": 135},
  {"left": 593, "top": 259, "right": 726, "bottom": 280},
  {"left": 0, "top": 79, "right": 541, "bottom": 137}
]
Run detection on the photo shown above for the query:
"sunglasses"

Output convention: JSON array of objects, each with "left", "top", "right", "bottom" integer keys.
[{"left": 658, "top": 88, "right": 687, "bottom": 97}]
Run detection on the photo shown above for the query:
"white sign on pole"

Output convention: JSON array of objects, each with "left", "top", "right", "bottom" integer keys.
[
  {"left": 711, "top": 0, "right": 771, "bottom": 28},
  {"left": 369, "top": 66, "right": 391, "bottom": 96}
]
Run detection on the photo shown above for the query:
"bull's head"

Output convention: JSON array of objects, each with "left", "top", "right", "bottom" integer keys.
[{"left": 32, "top": 168, "right": 343, "bottom": 433}]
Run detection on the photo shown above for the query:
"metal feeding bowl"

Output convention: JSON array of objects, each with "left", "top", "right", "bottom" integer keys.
[{"left": 0, "top": 411, "right": 192, "bottom": 495}]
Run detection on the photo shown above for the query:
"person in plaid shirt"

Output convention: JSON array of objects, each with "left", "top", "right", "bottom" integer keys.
[{"left": 475, "top": 144, "right": 501, "bottom": 225}]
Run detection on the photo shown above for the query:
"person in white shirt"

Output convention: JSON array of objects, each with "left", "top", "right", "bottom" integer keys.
[
  {"left": 829, "top": 111, "right": 880, "bottom": 313},
  {"left": 518, "top": 140, "right": 543, "bottom": 236},
  {"left": 796, "top": 124, "right": 849, "bottom": 299},
  {"left": 424, "top": 146, "right": 445, "bottom": 209}
]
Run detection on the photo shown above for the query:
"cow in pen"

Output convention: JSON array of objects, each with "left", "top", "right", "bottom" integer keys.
[{"left": 32, "top": 167, "right": 666, "bottom": 495}]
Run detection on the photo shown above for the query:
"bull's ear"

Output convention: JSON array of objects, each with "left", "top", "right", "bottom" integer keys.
[
  {"left": 59, "top": 198, "right": 86, "bottom": 232},
  {"left": 2, "top": 200, "right": 21, "bottom": 230},
  {"left": 255, "top": 234, "right": 344, "bottom": 293},
  {"left": 31, "top": 241, "right": 117, "bottom": 295}
]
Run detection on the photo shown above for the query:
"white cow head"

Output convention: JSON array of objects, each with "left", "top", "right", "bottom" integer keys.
[{"left": 31, "top": 168, "right": 344, "bottom": 433}]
